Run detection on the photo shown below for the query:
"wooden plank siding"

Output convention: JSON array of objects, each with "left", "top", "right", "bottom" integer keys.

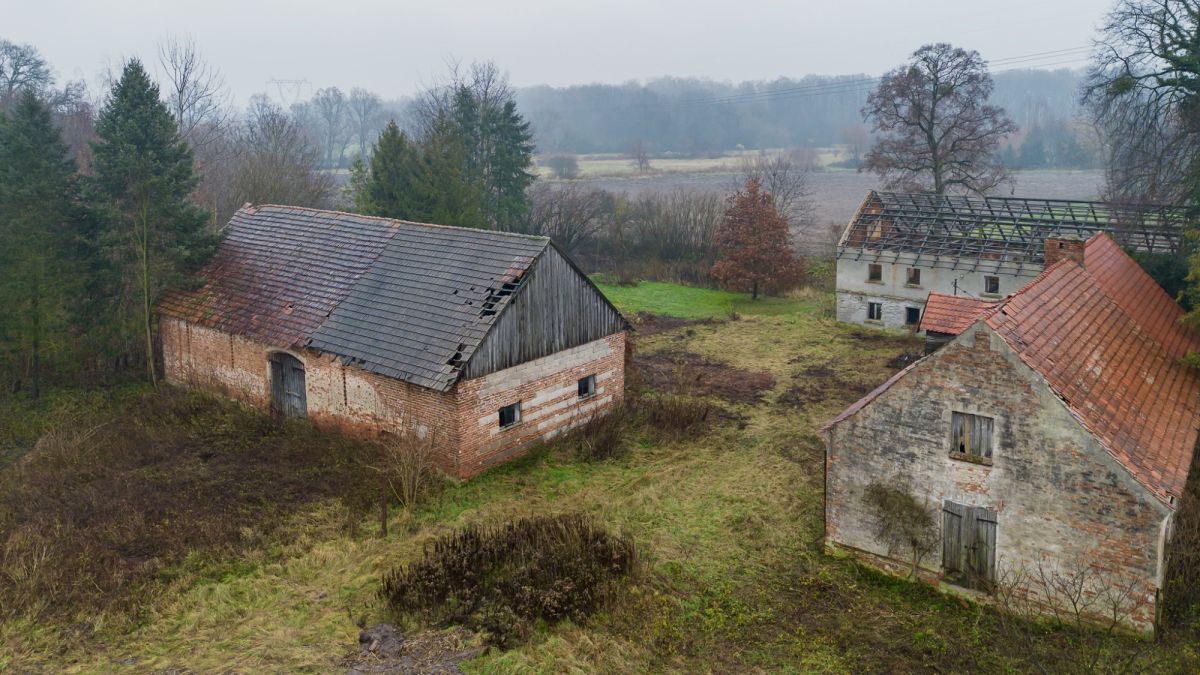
[{"left": 463, "top": 245, "right": 627, "bottom": 380}]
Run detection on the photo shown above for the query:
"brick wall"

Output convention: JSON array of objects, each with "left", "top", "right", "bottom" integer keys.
[
  {"left": 824, "top": 323, "right": 1171, "bottom": 631},
  {"left": 161, "top": 316, "right": 625, "bottom": 479},
  {"left": 454, "top": 332, "right": 625, "bottom": 477}
]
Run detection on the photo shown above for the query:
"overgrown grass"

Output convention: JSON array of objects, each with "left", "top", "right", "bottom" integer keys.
[{"left": 1, "top": 281, "right": 1194, "bottom": 672}]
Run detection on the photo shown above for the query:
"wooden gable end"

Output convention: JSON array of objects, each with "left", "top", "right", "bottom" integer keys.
[{"left": 461, "top": 245, "right": 626, "bottom": 380}]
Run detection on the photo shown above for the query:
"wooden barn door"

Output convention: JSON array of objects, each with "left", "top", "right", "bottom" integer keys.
[
  {"left": 943, "top": 501, "right": 997, "bottom": 590},
  {"left": 270, "top": 353, "right": 307, "bottom": 419}
]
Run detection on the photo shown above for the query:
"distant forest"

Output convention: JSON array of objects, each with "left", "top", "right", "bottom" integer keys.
[{"left": 514, "top": 69, "right": 1095, "bottom": 167}]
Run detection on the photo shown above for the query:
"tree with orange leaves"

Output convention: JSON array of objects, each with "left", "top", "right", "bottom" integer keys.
[{"left": 711, "top": 178, "right": 802, "bottom": 299}]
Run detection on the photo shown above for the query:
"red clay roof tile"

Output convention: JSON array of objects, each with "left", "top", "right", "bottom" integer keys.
[{"left": 918, "top": 293, "right": 996, "bottom": 335}]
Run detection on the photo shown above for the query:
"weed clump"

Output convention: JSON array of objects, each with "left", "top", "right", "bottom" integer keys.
[
  {"left": 638, "top": 394, "right": 713, "bottom": 440},
  {"left": 569, "top": 405, "right": 630, "bottom": 461},
  {"left": 379, "top": 513, "right": 637, "bottom": 647}
]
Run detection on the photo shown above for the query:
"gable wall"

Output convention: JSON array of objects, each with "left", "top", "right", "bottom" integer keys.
[
  {"left": 824, "top": 324, "right": 1170, "bottom": 630},
  {"left": 464, "top": 246, "right": 625, "bottom": 379}
]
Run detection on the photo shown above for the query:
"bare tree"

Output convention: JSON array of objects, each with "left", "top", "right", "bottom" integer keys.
[
  {"left": 311, "top": 86, "right": 349, "bottom": 168},
  {"left": 230, "top": 96, "right": 335, "bottom": 213},
  {"left": 521, "top": 181, "right": 615, "bottom": 253},
  {"left": 347, "top": 87, "right": 382, "bottom": 160},
  {"left": 731, "top": 152, "right": 813, "bottom": 225},
  {"left": 1084, "top": 0, "right": 1200, "bottom": 206},
  {"left": 863, "top": 43, "right": 1017, "bottom": 195},
  {"left": 0, "top": 39, "right": 53, "bottom": 106},
  {"left": 993, "top": 556, "right": 1158, "bottom": 674},
  {"left": 839, "top": 125, "right": 871, "bottom": 164},
  {"left": 631, "top": 139, "right": 652, "bottom": 173},
  {"left": 156, "top": 36, "right": 230, "bottom": 152}
]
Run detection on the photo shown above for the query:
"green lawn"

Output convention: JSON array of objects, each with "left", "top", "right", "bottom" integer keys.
[{"left": 593, "top": 279, "right": 820, "bottom": 319}]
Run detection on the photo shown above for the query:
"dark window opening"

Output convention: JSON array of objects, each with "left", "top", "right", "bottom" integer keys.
[
  {"left": 578, "top": 374, "right": 596, "bottom": 398},
  {"left": 905, "top": 307, "right": 920, "bottom": 325},
  {"left": 868, "top": 264, "right": 883, "bottom": 282},
  {"left": 498, "top": 402, "right": 522, "bottom": 429},
  {"left": 907, "top": 268, "right": 921, "bottom": 285},
  {"left": 951, "top": 411, "right": 994, "bottom": 460},
  {"left": 867, "top": 302, "right": 883, "bottom": 321},
  {"left": 984, "top": 275, "right": 1000, "bottom": 295}
]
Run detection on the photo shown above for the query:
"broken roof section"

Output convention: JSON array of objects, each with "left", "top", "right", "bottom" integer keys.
[
  {"left": 158, "top": 204, "right": 596, "bottom": 391},
  {"left": 918, "top": 293, "right": 995, "bottom": 336},
  {"left": 838, "top": 191, "right": 1186, "bottom": 274},
  {"left": 827, "top": 233, "right": 1200, "bottom": 504}
]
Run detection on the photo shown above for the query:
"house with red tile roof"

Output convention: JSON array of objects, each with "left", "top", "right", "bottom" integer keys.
[
  {"left": 821, "top": 233, "right": 1200, "bottom": 631},
  {"left": 917, "top": 292, "right": 996, "bottom": 353}
]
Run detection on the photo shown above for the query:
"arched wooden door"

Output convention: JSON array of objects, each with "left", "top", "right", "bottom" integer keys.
[{"left": 270, "top": 353, "right": 307, "bottom": 418}]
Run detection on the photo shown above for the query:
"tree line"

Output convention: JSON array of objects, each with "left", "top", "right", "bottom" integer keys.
[{"left": 515, "top": 69, "right": 1095, "bottom": 164}]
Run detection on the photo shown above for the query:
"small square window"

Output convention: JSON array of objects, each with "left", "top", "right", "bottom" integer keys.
[
  {"left": 498, "top": 402, "right": 521, "bottom": 429},
  {"left": 578, "top": 374, "right": 596, "bottom": 398},
  {"left": 867, "top": 302, "right": 883, "bottom": 321},
  {"left": 905, "top": 307, "right": 920, "bottom": 325},
  {"left": 984, "top": 275, "right": 1000, "bottom": 295},
  {"left": 906, "top": 268, "right": 921, "bottom": 286},
  {"left": 951, "top": 411, "right": 994, "bottom": 461},
  {"left": 868, "top": 264, "right": 882, "bottom": 282}
]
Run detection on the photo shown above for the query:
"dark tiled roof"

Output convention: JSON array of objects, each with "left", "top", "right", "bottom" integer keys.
[
  {"left": 307, "top": 220, "right": 548, "bottom": 390},
  {"left": 159, "top": 205, "right": 554, "bottom": 391},
  {"left": 918, "top": 293, "right": 995, "bottom": 336},
  {"left": 827, "top": 233, "right": 1200, "bottom": 503},
  {"left": 158, "top": 205, "right": 400, "bottom": 349}
]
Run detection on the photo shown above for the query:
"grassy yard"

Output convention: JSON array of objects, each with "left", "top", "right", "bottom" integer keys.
[{"left": 0, "top": 283, "right": 1192, "bottom": 673}]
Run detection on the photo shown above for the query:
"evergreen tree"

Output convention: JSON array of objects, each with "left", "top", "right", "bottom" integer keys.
[
  {"left": 0, "top": 92, "right": 80, "bottom": 396},
  {"left": 480, "top": 98, "right": 536, "bottom": 227},
  {"left": 355, "top": 121, "right": 430, "bottom": 219},
  {"left": 90, "top": 59, "right": 215, "bottom": 384},
  {"left": 421, "top": 113, "right": 486, "bottom": 228},
  {"left": 1018, "top": 127, "right": 1047, "bottom": 168},
  {"left": 711, "top": 179, "right": 803, "bottom": 300}
]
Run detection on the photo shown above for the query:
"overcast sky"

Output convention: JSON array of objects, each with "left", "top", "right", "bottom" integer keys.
[{"left": 9, "top": 0, "right": 1113, "bottom": 105}]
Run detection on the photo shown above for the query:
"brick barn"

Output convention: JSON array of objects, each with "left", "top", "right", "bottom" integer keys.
[
  {"left": 158, "top": 205, "right": 628, "bottom": 479},
  {"left": 822, "top": 233, "right": 1200, "bottom": 630},
  {"left": 834, "top": 191, "right": 1185, "bottom": 329}
]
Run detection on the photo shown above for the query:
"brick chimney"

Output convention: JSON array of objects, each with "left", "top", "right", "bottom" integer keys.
[{"left": 1044, "top": 235, "right": 1086, "bottom": 267}]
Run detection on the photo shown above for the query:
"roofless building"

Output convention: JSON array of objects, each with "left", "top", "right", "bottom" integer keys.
[{"left": 834, "top": 191, "right": 1186, "bottom": 329}]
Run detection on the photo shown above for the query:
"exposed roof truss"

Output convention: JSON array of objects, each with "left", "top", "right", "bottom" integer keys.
[{"left": 838, "top": 191, "right": 1187, "bottom": 273}]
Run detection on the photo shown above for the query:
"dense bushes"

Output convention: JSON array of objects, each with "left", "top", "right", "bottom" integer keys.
[{"left": 379, "top": 513, "right": 637, "bottom": 647}]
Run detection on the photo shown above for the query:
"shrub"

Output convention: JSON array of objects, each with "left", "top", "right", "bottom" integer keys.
[
  {"left": 377, "top": 432, "right": 444, "bottom": 509},
  {"left": 569, "top": 405, "right": 629, "bottom": 461},
  {"left": 862, "top": 481, "right": 938, "bottom": 579},
  {"left": 379, "top": 513, "right": 637, "bottom": 647},
  {"left": 636, "top": 393, "right": 713, "bottom": 441},
  {"left": 542, "top": 154, "right": 580, "bottom": 180}
]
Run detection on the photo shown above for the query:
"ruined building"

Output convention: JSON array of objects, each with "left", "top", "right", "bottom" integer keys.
[
  {"left": 158, "top": 205, "right": 628, "bottom": 478},
  {"left": 823, "top": 233, "right": 1199, "bottom": 631},
  {"left": 834, "top": 191, "right": 1184, "bottom": 329}
]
